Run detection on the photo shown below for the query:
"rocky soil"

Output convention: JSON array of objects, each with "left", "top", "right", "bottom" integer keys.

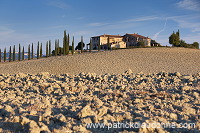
[
  {"left": 0, "top": 47, "right": 200, "bottom": 75},
  {"left": 0, "top": 71, "right": 200, "bottom": 133}
]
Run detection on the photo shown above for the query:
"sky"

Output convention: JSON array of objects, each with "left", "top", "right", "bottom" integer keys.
[{"left": 0, "top": 0, "right": 200, "bottom": 50}]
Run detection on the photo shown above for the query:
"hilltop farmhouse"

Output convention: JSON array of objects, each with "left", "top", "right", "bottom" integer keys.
[{"left": 91, "top": 33, "right": 157, "bottom": 49}]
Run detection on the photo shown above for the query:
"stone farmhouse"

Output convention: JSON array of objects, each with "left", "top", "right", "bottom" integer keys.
[{"left": 91, "top": 33, "right": 155, "bottom": 49}]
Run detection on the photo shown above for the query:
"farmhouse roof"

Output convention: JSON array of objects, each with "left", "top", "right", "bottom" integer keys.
[
  {"left": 125, "top": 33, "right": 150, "bottom": 39},
  {"left": 92, "top": 34, "right": 123, "bottom": 38}
]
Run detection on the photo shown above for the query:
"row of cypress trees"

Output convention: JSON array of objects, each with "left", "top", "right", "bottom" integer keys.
[
  {"left": 0, "top": 42, "right": 45, "bottom": 62},
  {"left": 0, "top": 30, "right": 96, "bottom": 63}
]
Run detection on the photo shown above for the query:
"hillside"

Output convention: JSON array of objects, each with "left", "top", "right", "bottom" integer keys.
[{"left": 0, "top": 47, "right": 200, "bottom": 75}]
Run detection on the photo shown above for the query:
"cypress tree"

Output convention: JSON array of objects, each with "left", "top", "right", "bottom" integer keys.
[
  {"left": 4, "top": 48, "right": 6, "bottom": 62},
  {"left": 72, "top": 36, "right": 74, "bottom": 55},
  {"left": 40, "top": 43, "right": 42, "bottom": 58},
  {"left": 37, "top": 42, "right": 39, "bottom": 59},
  {"left": 22, "top": 46, "right": 24, "bottom": 60},
  {"left": 63, "top": 30, "right": 67, "bottom": 55},
  {"left": 90, "top": 38, "right": 92, "bottom": 52},
  {"left": 81, "top": 36, "right": 83, "bottom": 53},
  {"left": 0, "top": 49, "right": 1, "bottom": 62},
  {"left": 57, "top": 39, "right": 60, "bottom": 55},
  {"left": 66, "top": 33, "right": 70, "bottom": 55},
  {"left": 9, "top": 46, "right": 12, "bottom": 62},
  {"left": 13, "top": 45, "right": 15, "bottom": 61},
  {"left": 46, "top": 41, "right": 48, "bottom": 57},
  {"left": 18, "top": 44, "right": 21, "bottom": 61},
  {"left": 31, "top": 43, "right": 34, "bottom": 59},
  {"left": 107, "top": 36, "right": 111, "bottom": 50},
  {"left": 28, "top": 44, "right": 30, "bottom": 60},
  {"left": 49, "top": 40, "right": 51, "bottom": 57},
  {"left": 55, "top": 40, "right": 57, "bottom": 56}
]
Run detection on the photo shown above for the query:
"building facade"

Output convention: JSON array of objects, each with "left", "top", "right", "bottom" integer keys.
[
  {"left": 91, "top": 33, "right": 151, "bottom": 49},
  {"left": 123, "top": 33, "right": 151, "bottom": 47}
]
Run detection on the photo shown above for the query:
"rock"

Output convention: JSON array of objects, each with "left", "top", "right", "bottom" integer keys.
[
  {"left": 97, "top": 106, "right": 108, "bottom": 117},
  {"left": 77, "top": 104, "right": 95, "bottom": 118},
  {"left": 183, "top": 105, "right": 196, "bottom": 115},
  {"left": 125, "top": 69, "right": 133, "bottom": 75},
  {"left": 29, "top": 120, "right": 41, "bottom": 133},
  {"left": 38, "top": 122, "right": 50, "bottom": 132},
  {"left": 30, "top": 110, "right": 37, "bottom": 115},
  {"left": 38, "top": 72, "right": 49, "bottom": 76},
  {"left": 43, "top": 108, "right": 52, "bottom": 117},
  {"left": 170, "top": 113, "right": 178, "bottom": 120},
  {"left": 57, "top": 114, "right": 67, "bottom": 122},
  {"left": 175, "top": 72, "right": 181, "bottom": 77},
  {"left": 181, "top": 86, "right": 191, "bottom": 91},
  {"left": 193, "top": 92, "right": 199, "bottom": 98},
  {"left": 182, "top": 75, "right": 191, "bottom": 79},
  {"left": 4, "top": 105, "right": 13, "bottom": 113}
]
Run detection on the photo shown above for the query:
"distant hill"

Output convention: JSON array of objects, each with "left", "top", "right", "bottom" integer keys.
[{"left": 0, "top": 47, "right": 200, "bottom": 75}]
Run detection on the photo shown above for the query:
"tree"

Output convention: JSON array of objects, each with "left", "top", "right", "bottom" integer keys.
[
  {"left": 137, "top": 41, "right": 145, "bottom": 47},
  {"left": 89, "top": 38, "right": 92, "bottom": 52},
  {"left": 13, "top": 45, "right": 15, "bottom": 61},
  {"left": 46, "top": 41, "right": 48, "bottom": 57},
  {"left": 169, "top": 30, "right": 180, "bottom": 47},
  {"left": 4, "top": 48, "right": 6, "bottom": 62},
  {"left": 28, "top": 44, "right": 31, "bottom": 60},
  {"left": 49, "top": 40, "right": 51, "bottom": 57},
  {"left": 107, "top": 37, "right": 111, "bottom": 50},
  {"left": 98, "top": 42, "right": 101, "bottom": 51},
  {"left": 81, "top": 36, "right": 83, "bottom": 53},
  {"left": 52, "top": 47, "right": 64, "bottom": 56},
  {"left": 18, "top": 44, "right": 21, "bottom": 61},
  {"left": 192, "top": 42, "right": 199, "bottom": 49},
  {"left": 63, "top": 30, "right": 67, "bottom": 55},
  {"left": 22, "top": 46, "right": 24, "bottom": 60},
  {"left": 55, "top": 40, "right": 57, "bottom": 56},
  {"left": 179, "top": 40, "right": 188, "bottom": 47},
  {"left": 0, "top": 49, "right": 1, "bottom": 62},
  {"left": 40, "top": 43, "right": 42, "bottom": 58},
  {"left": 75, "top": 41, "right": 85, "bottom": 50},
  {"left": 67, "top": 33, "right": 70, "bottom": 55},
  {"left": 9, "top": 46, "right": 12, "bottom": 62},
  {"left": 72, "top": 36, "right": 75, "bottom": 55},
  {"left": 31, "top": 43, "right": 34, "bottom": 59},
  {"left": 37, "top": 42, "right": 40, "bottom": 59}
]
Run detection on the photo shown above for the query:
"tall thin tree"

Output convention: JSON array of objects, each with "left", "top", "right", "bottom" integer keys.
[
  {"left": 72, "top": 36, "right": 75, "bottom": 55},
  {"left": 18, "top": 44, "right": 21, "bottom": 61},
  {"left": 46, "top": 41, "right": 48, "bottom": 57},
  {"left": 107, "top": 36, "right": 111, "bottom": 50},
  {"left": 4, "top": 48, "right": 6, "bottom": 62},
  {"left": 40, "top": 43, "right": 42, "bottom": 58},
  {"left": 66, "top": 33, "right": 70, "bottom": 55},
  {"left": 37, "top": 42, "right": 40, "bottom": 59},
  {"left": 49, "top": 40, "right": 51, "bottom": 57},
  {"left": 0, "top": 49, "right": 1, "bottom": 62},
  {"left": 63, "top": 30, "right": 67, "bottom": 55},
  {"left": 90, "top": 38, "right": 92, "bottom": 52},
  {"left": 57, "top": 39, "right": 60, "bottom": 55},
  {"left": 81, "top": 36, "right": 83, "bottom": 53},
  {"left": 55, "top": 40, "right": 57, "bottom": 56},
  {"left": 31, "top": 43, "right": 34, "bottom": 59},
  {"left": 22, "top": 46, "right": 24, "bottom": 60},
  {"left": 9, "top": 46, "right": 12, "bottom": 62},
  {"left": 28, "top": 44, "right": 31, "bottom": 60},
  {"left": 13, "top": 45, "right": 15, "bottom": 61}
]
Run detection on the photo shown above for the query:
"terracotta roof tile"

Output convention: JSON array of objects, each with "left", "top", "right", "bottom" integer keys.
[{"left": 125, "top": 33, "right": 150, "bottom": 39}]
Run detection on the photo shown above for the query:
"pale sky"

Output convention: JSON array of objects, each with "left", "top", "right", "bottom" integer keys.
[{"left": 0, "top": 0, "right": 200, "bottom": 50}]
